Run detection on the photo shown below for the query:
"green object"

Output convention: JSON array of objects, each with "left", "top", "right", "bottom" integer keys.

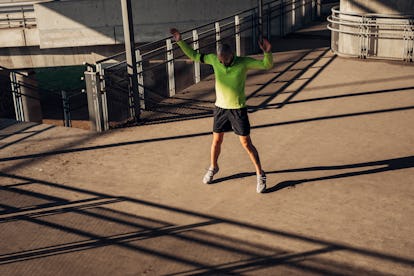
[
  {"left": 177, "top": 40, "right": 273, "bottom": 109},
  {"left": 35, "top": 65, "right": 86, "bottom": 92}
]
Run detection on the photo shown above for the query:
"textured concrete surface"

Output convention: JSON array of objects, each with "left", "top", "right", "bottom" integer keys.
[{"left": 0, "top": 23, "right": 413, "bottom": 275}]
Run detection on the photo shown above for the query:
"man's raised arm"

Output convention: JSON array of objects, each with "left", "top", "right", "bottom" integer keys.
[{"left": 170, "top": 28, "right": 202, "bottom": 62}]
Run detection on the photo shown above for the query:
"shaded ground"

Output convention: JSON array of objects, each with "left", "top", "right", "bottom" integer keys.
[{"left": 0, "top": 21, "right": 413, "bottom": 275}]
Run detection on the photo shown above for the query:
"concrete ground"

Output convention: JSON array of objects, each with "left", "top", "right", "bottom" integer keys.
[{"left": 1, "top": 22, "right": 414, "bottom": 275}]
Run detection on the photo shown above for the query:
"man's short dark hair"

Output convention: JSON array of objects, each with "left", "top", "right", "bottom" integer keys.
[{"left": 217, "top": 43, "right": 233, "bottom": 57}]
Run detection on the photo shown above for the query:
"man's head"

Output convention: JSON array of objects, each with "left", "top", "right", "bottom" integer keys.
[{"left": 217, "top": 43, "right": 234, "bottom": 67}]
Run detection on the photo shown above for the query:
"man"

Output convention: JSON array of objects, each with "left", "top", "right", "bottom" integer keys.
[{"left": 170, "top": 28, "right": 273, "bottom": 193}]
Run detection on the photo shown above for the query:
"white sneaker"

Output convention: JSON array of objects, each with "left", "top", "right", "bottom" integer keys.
[
  {"left": 257, "top": 172, "right": 266, "bottom": 193},
  {"left": 203, "top": 167, "right": 219, "bottom": 184}
]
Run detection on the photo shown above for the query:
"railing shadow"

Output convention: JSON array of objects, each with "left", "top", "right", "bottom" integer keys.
[
  {"left": 266, "top": 156, "right": 414, "bottom": 193},
  {"left": 0, "top": 171, "right": 413, "bottom": 275},
  {"left": 210, "top": 156, "right": 414, "bottom": 193}
]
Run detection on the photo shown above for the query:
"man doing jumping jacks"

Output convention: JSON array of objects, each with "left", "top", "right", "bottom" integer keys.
[{"left": 170, "top": 28, "right": 273, "bottom": 193}]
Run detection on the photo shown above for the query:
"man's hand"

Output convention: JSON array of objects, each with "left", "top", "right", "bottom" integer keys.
[
  {"left": 259, "top": 38, "right": 271, "bottom": 53},
  {"left": 170, "top": 28, "right": 181, "bottom": 42}
]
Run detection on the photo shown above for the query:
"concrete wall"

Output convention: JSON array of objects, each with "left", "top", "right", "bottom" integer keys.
[
  {"left": 1, "top": 0, "right": 319, "bottom": 69},
  {"left": 0, "top": 44, "right": 125, "bottom": 68},
  {"left": 0, "top": 28, "right": 39, "bottom": 47},
  {"left": 35, "top": 0, "right": 259, "bottom": 49}
]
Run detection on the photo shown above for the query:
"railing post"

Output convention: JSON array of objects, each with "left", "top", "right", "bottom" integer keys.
[
  {"left": 96, "top": 63, "right": 109, "bottom": 131},
  {"left": 235, "top": 15, "right": 241, "bottom": 56},
  {"left": 252, "top": 12, "right": 257, "bottom": 52},
  {"left": 135, "top": 49, "right": 146, "bottom": 109},
  {"left": 317, "top": 0, "right": 321, "bottom": 18},
  {"left": 166, "top": 38, "right": 175, "bottom": 97},
  {"left": 280, "top": 0, "right": 284, "bottom": 37},
  {"left": 291, "top": 0, "right": 296, "bottom": 32},
  {"left": 192, "top": 30, "right": 201, "bottom": 84},
  {"left": 266, "top": 3, "right": 271, "bottom": 41},
  {"left": 121, "top": 0, "right": 140, "bottom": 122},
  {"left": 359, "top": 16, "right": 369, "bottom": 59},
  {"left": 403, "top": 20, "right": 414, "bottom": 62},
  {"left": 215, "top": 22, "right": 221, "bottom": 53},
  {"left": 21, "top": 7, "right": 26, "bottom": 28},
  {"left": 61, "top": 90, "right": 71, "bottom": 127},
  {"left": 84, "top": 69, "right": 105, "bottom": 132},
  {"left": 10, "top": 72, "right": 24, "bottom": 121},
  {"left": 311, "top": 0, "right": 315, "bottom": 21},
  {"left": 257, "top": 0, "right": 263, "bottom": 41},
  {"left": 302, "top": 0, "right": 306, "bottom": 25}
]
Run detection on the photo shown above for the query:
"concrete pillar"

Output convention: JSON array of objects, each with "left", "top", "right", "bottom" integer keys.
[{"left": 16, "top": 71, "right": 43, "bottom": 123}]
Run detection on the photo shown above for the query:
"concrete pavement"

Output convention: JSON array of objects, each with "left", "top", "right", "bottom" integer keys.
[{"left": 0, "top": 22, "right": 414, "bottom": 275}]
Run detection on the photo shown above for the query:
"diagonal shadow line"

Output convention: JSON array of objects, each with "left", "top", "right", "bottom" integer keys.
[
  {"left": 0, "top": 185, "right": 351, "bottom": 275},
  {"left": 265, "top": 167, "right": 388, "bottom": 193},
  {"left": 0, "top": 189, "right": 287, "bottom": 265},
  {"left": 265, "top": 161, "right": 414, "bottom": 193},
  {"left": 250, "top": 48, "right": 332, "bottom": 112},
  {"left": 3, "top": 181, "right": 34, "bottom": 187},
  {"left": 0, "top": 184, "right": 68, "bottom": 207},
  {"left": 1, "top": 105, "right": 412, "bottom": 164},
  {"left": 287, "top": 75, "right": 414, "bottom": 93},
  {"left": 0, "top": 185, "right": 286, "bottom": 263},
  {"left": 276, "top": 53, "right": 337, "bottom": 109},
  {"left": 173, "top": 246, "right": 339, "bottom": 276},
  {"left": 253, "top": 86, "right": 414, "bottom": 109},
  {"left": 1, "top": 204, "right": 281, "bottom": 267},
  {"left": 0, "top": 122, "right": 39, "bottom": 141},
  {"left": 0, "top": 172, "right": 413, "bottom": 267},
  {"left": 275, "top": 156, "right": 414, "bottom": 173},
  {"left": 246, "top": 49, "right": 315, "bottom": 101},
  {"left": 212, "top": 156, "right": 414, "bottom": 187},
  {"left": 2, "top": 187, "right": 296, "bottom": 272},
  {"left": 0, "top": 120, "right": 19, "bottom": 132},
  {"left": 0, "top": 197, "right": 121, "bottom": 221},
  {"left": 0, "top": 212, "right": 221, "bottom": 267}
]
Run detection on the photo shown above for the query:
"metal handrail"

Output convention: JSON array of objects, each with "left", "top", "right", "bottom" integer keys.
[
  {"left": 327, "top": 6, "right": 414, "bottom": 61},
  {"left": 328, "top": 6, "right": 414, "bottom": 19},
  {"left": 327, "top": 7, "right": 414, "bottom": 37},
  {"left": 96, "top": 0, "right": 304, "bottom": 64},
  {"left": 0, "top": 3, "right": 36, "bottom": 29}
]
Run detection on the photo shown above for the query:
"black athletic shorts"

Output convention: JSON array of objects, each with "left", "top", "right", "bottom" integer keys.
[{"left": 213, "top": 107, "right": 250, "bottom": 136}]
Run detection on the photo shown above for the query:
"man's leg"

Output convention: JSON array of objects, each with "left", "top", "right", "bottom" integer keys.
[
  {"left": 239, "top": 135, "right": 263, "bottom": 175},
  {"left": 239, "top": 135, "right": 266, "bottom": 193},
  {"left": 203, "top": 132, "right": 224, "bottom": 184},
  {"left": 211, "top": 132, "right": 224, "bottom": 169}
]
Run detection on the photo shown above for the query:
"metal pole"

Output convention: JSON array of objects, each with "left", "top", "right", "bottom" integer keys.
[
  {"left": 235, "top": 15, "right": 241, "bottom": 56},
  {"left": 61, "top": 90, "right": 71, "bottom": 127},
  {"left": 166, "top": 38, "right": 176, "bottom": 97},
  {"left": 121, "top": 0, "right": 140, "bottom": 121},
  {"left": 192, "top": 30, "right": 201, "bottom": 83},
  {"left": 258, "top": 0, "right": 263, "bottom": 43},
  {"left": 215, "top": 22, "right": 221, "bottom": 53}
]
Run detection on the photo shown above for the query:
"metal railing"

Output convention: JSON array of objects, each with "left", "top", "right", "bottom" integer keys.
[
  {"left": 0, "top": 3, "right": 36, "bottom": 29},
  {"left": 85, "top": 0, "right": 320, "bottom": 131},
  {"left": 327, "top": 7, "right": 414, "bottom": 61},
  {"left": 1, "top": 65, "right": 86, "bottom": 128}
]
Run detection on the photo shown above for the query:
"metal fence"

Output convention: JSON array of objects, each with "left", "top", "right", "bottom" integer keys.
[
  {"left": 0, "top": 66, "right": 86, "bottom": 128},
  {"left": 0, "top": 3, "right": 36, "bottom": 29},
  {"left": 328, "top": 7, "right": 414, "bottom": 61},
  {"left": 85, "top": 0, "right": 321, "bottom": 132}
]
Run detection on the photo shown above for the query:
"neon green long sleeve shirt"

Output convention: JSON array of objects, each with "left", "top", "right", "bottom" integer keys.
[{"left": 177, "top": 40, "right": 273, "bottom": 109}]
